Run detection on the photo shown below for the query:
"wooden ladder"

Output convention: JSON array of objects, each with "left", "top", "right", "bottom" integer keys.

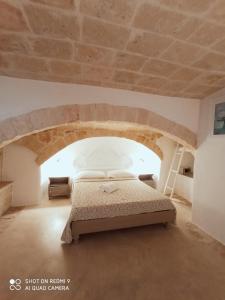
[{"left": 163, "top": 143, "right": 185, "bottom": 199}]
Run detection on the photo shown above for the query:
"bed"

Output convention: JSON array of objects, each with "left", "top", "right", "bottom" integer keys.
[{"left": 61, "top": 172, "right": 176, "bottom": 243}]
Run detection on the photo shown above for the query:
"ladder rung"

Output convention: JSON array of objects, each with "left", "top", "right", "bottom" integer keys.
[
  {"left": 163, "top": 143, "right": 185, "bottom": 196},
  {"left": 176, "top": 151, "right": 183, "bottom": 155},
  {"left": 166, "top": 186, "right": 173, "bottom": 190}
]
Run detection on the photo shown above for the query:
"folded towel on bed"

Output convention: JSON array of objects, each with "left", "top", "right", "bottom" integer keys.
[{"left": 99, "top": 182, "right": 119, "bottom": 194}]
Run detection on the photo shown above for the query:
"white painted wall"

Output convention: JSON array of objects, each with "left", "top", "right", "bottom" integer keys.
[
  {"left": 0, "top": 76, "right": 200, "bottom": 133},
  {"left": 173, "top": 151, "right": 195, "bottom": 202},
  {"left": 175, "top": 174, "right": 194, "bottom": 202},
  {"left": 179, "top": 152, "right": 194, "bottom": 174},
  {"left": 2, "top": 144, "right": 41, "bottom": 206},
  {"left": 193, "top": 88, "right": 225, "bottom": 245}
]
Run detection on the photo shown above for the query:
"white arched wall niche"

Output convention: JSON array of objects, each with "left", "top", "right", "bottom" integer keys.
[
  {"left": 40, "top": 137, "right": 164, "bottom": 199},
  {"left": 2, "top": 135, "right": 175, "bottom": 206}
]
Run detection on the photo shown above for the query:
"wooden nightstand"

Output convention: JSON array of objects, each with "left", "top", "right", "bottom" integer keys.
[
  {"left": 48, "top": 177, "right": 71, "bottom": 199},
  {"left": 138, "top": 174, "right": 156, "bottom": 188}
]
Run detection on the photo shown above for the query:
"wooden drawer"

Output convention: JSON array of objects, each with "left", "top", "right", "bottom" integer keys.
[{"left": 48, "top": 184, "right": 71, "bottom": 199}]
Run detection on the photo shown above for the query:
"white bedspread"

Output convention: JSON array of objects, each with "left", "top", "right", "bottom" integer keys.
[{"left": 61, "top": 178, "right": 175, "bottom": 243}]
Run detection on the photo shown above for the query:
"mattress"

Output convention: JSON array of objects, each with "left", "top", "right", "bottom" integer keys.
[{"left": 61, "top": 178, "right": 176, "bottom": 243}]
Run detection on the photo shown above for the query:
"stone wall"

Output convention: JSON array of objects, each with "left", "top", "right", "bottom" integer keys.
[
  {"left": 0, "top": 104, "right": 197, "bottom": 151},
  {"left": 16, "top": 123, "right": 163, "bottom": 165}
]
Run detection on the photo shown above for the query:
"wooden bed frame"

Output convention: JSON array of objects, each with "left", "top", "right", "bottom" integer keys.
[{"left": 71, "top": 209, "right": 176, "bottom": 242}]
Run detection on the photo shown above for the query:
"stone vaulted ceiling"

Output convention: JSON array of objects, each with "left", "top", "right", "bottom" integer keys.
[{"left": 1, "top": 0, "right": 225, "bottom": 99}]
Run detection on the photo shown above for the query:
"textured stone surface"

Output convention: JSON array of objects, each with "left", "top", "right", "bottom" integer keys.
[
  {"left": 171, "top": 67, "right": 201, "bottom": 81},
  {"left": 81, "top": 65, "right": 113, "bottom": 82},
  {"left": 137, "top": 75, "right": 168, "bottom": 89},
  {"left": 188, "top": 21, "right": 225, "bottom": 47},
  {"left": 206, "top": 0, "right": 225, "bottom": 24},
  {"left": 31, "top": 37, "right": 73, "bottom": 59},
  {"left": 213, "top": 39, "right": 225, "bottom": 53},
  {"left": 161, "top": 41, "right": 204, "bottom": 65},
  {"left": 1, "top": 0, "right": 225, "bottom": 99},
  {"left": 194, "top": 53, "right": 225, "bottom": 71},
  {"left": 142, "top": 59, "right": 179, "bottom": 77},
  {"left": 80, "top": 0, "right": 138, "bottom": 25},
  {"left": 82, "top": 17, "right": 130, "bottom": 49},
  {"left": 127, "top": 31, "right": 173, "bottom": 57},
  {"left": 113, "top": 52, "right": 147, "bottom": 71},
  {"left": 113, "top": 70, "right": 142, "bottom": 84},
  {"left": 0, "top": 33, "right": 29, "bottom": 54},
  {"left": 0, "top": 54, "right": 8, "bottom": 68},
  {"left": 16, "top": 124, "right": 164, "bottom": 165},
  {"left": 0, "top": 1, "right": 28, "bottom": 32},
  {"left": 183, "top": 84, "right": 219, "bottom": 98},
  {"left": 75, "top": 44, "right": 114, "bottom": 66},
  {"left": 133, "top": 3, "right": 187, "bottom": 36},
  {"left": 158, "top": 0, "right": 213, "bottom": 13},
  {"left": 172, "top": 17, "right": 201, "bottom": 40},
  {"left": 197, "top": 73, "right": 225, "bottom": 87},
  {"left": 50, "top": 61, "right": 81, "bottom": 78},
  {"left": 0, "top": 104, "right": 197, "bottom": 153},
  {"left": 30, "top": 0, "right": 74, "bottom": 9},
  {"left": 6, "top": 54, "right": 48, "bottom": 73},
  {"left": 163, "top": 80, "right": 187, "bottom": 93},
  {"left": 24, "top": 4, "right": 79, "bottom": 39}
]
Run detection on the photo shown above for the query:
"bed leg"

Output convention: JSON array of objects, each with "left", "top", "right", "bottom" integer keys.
[
  {"left": 163, "top": 222, "right": 169, "bottom": 228},
  {"left": 73, "top": 234, "right": 80, "bottom": 244}
]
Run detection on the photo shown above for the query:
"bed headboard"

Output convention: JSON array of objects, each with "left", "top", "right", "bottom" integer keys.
[{"left": 73, "top": 147, "right": 132, "bottom": 171}]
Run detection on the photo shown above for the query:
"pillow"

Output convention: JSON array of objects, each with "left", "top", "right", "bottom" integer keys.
[
  {"left": 75, "top": 170, "right": 105, "bottom": 179},
  {"left": 107, "top": 170, "right": 136, "bottom": 179}
]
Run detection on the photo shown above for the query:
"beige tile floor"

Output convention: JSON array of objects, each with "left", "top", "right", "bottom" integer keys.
[{"left": 0, "top": 198, "right": 225, "bottom": 300}]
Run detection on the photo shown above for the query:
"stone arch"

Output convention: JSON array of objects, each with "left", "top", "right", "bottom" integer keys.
[
  {"left": 16, "top": 124, "right": 164, "bottom": 165},
  {"left": 0, "top": 103, "right": 196, "bottom": 152}
]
